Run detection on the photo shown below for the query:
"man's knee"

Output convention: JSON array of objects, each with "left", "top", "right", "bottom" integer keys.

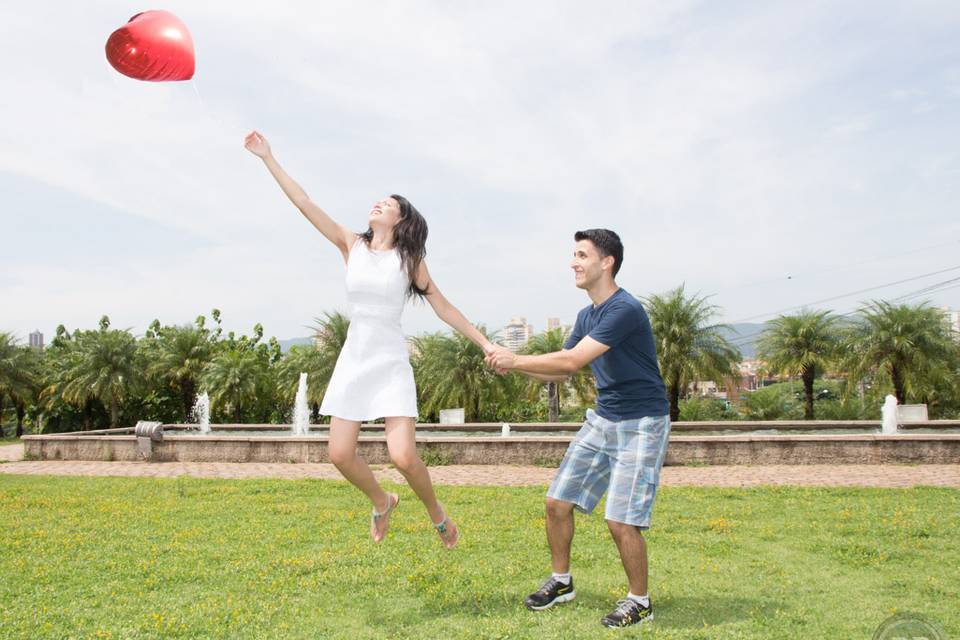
[
  {"left": 546, "top": 497, "right": 575, "bottom": 519},
  {"left": 606, "top": 519, "right": 643, "bottom": 539}
]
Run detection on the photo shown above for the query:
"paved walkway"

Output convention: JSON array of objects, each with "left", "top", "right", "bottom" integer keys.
[
  {"left": 1, "top": 445, "right": 957, "bottom": 487},
  {"left": 0, "top": 444, "right": 23, "bottom": 462}
]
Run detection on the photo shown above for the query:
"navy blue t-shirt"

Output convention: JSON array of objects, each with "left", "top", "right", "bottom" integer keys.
[{"left": 564, "top": 288, "right": 669, "bottom": 421}]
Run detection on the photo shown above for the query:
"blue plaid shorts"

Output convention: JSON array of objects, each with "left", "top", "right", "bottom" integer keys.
[{"left": 547, "top": 408, "right": 671, "bottom": 528}]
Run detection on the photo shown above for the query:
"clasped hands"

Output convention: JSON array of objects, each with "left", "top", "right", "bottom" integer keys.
[{"left": 482, "top": 343, "right": 516, "bottom": 374}]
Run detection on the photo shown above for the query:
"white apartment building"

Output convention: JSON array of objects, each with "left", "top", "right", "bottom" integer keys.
[
  {"left": 502, "top": 316, "right": 534, "bottom": 352},
  {"left": 944, "top": 308, "right": 960, "bottom": 338}
]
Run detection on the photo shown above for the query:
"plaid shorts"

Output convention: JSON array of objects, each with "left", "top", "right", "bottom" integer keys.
[{"left": 547, "top": 408, "right": 671, "bottom": 528}]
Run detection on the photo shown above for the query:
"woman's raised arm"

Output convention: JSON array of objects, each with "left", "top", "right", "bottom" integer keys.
[{"left": 244, "top": 130, "right": 356, "bottom": 261}]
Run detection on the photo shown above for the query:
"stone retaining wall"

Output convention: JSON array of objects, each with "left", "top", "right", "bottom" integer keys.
[{"left": 23, "top": 434, "right": 960, "bottom": 465}]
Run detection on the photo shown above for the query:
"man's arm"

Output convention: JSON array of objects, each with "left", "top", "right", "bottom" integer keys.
[
  {"left": 523, "top": 371, "right": 570, "bottom": 382},
  {"left": 484, "top": 345, "right": 568, "bottom": 380},
  {"left": 489, "top": 337, "right": 609, "bottom": 375}
]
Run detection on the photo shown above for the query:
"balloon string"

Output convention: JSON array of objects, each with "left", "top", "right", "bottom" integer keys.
[
  {"left": 187, "top": 78, "right": 237, "bottom": 138},
  {"left": 189, "top": 78, "right": 206, "bottom": 110}
]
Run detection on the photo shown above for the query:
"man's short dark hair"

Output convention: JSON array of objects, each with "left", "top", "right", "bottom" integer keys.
[{"left": 574, "top": 229, "right": 623, "bottom": 277}]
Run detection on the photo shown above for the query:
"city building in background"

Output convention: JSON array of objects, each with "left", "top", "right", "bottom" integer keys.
[
  {"left": 502, "top": 316, "right": 534, "bottom": 352},
  {"left": 943, "top": 308, "right": 960, "bottom": 338}
]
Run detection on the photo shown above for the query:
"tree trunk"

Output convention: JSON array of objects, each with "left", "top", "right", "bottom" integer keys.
[
  {"left": 473, "top": 387, "right": 482, "bottom": 424},
  {"left": 181, "top": 378, "right": 196, "bottom": 423},
  {"left": 891, "top": 364, "right": 905, "bottom": 404},
  {"left": 110, "top": 395, "right": 119, "bottom": 428},
  {"left": 311, "top": 402, "right": 320, "bottom": 423},
  {"left": 0, "top": 394, "right": 6, "bottom": 437},
  {"left": 802, "top": 364, "right": 816, "bottom": 420},
  {"left": 669, "top": 374, "right": 681, "bottom": 422},
  {"left": 547, "top": 381, "right": 559, "bottom": 422},
  {"left": 15, "top": 402, "right": 25, "bottom": 437},
  {"left": 83, "top": 398, "right": 93, "bottom": 430}
]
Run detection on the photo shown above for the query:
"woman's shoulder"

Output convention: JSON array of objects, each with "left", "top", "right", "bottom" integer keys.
[{"left": 347, "top": 234, "right": 364, "bottom": 251}]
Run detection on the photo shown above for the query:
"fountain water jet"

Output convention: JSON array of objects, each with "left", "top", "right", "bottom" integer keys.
[
  {"left": 191, "top": 392, "right": 210, "bottom": 435},
  {"left": 292, "top": 373, "right": 310, "bottom": 436},
  {"left": 881, "top": 395, "right": 899, "bottom": 435}
]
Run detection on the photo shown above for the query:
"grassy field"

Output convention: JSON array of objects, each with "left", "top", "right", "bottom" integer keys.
[{"left": 0, "top": 475, "right": 956, "bottom": 639}]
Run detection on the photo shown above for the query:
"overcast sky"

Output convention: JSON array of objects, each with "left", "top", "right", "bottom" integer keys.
[{"left": 3, "top": 1, "right": 959, "bottom": 343}]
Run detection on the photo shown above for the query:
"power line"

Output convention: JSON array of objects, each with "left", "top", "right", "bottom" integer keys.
[
  {"left": 714, "top": 238, "right": 960, "bottom": 294},
  {"left": 728, "top": 264, "right": 960, "bottom": 324},
  {"left": 831, "top": 276, "right": 960, "bottom": 315},
  {"left": 724, "top": 274, "right": 960, "bottom": 348},
  {"left": 889, "top": 277, "right": 960, "bottom": 303}
]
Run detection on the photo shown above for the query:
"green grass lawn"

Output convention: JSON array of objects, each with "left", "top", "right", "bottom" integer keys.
[{"left": 0, "top": 476, "right": 957, "bottom": 639}]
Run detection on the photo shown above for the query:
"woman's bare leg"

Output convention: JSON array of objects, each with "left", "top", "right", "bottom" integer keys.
[
  {"left": 384, "top": 416, "right": 444, "bottom": 524},
  {"left": 328, "top": 417, "right": 390, "bottom": 512}
]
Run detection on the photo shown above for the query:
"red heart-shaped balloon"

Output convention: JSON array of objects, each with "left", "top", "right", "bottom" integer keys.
[{"left": 105, "top": 10, "right": 195, "bottom": 82}]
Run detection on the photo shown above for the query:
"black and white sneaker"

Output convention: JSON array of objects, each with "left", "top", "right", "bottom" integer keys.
[
  {"left": 600, "top": 598, "right": 653, "bottom": 628},
  {"left": 523, "top": 577, "right": 576, "bottom": 610}
]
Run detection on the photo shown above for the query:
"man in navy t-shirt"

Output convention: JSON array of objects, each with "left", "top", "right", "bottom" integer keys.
[{"left": 488, "top": 229, "right": 670, "bottom": 629}]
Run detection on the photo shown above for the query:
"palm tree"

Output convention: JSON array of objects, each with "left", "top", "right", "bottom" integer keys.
[
  {"left": 60, "top": 318, "right": 143, "bottom": 428},
  {"left": 0, "top": 332, "right": 39, "bottom": 437},
  {"left": 842, "top": 301, "right": 959, "bottom": 404},
  {"left": 203, "top": 348, "right": 269, "bottom": 423},
  {"left": 312, "top": 311, "right": 350, "bottom": 393},
  {"left": 644, "top": 286, "right": 741, "bottom": 421},
  {"left": 521, "top": 328, "right": 594, "bottom": 421},
  {"left": 9, "top": 348, "right": 40, "bottom": 437},
  {"left": 38, "top": 327, "right": 86, "bottom": 429},
  {"left": 0, "top": 332, "right": 17, "bottom": 435},
  {"left": 756, "top": 310, "right": 840, "bottom": 419},
  {"left": 147, "top": 324, "right": 214, "bottom": 421},
  {"left": 412, "top": 327, "right": 519, "bottom": 422}
]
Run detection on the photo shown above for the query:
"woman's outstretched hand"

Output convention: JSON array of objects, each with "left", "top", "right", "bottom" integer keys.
[
  {"left": 484, "top": 343, "right": 513, "bottom": 374},
  {"left": 244, "top": 130, "right": 271, "bottom": 158}
]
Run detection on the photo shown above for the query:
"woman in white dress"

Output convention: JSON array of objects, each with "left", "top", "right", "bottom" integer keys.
[{"left": 245, "top": 131, "right": 494, "bottom": 548}]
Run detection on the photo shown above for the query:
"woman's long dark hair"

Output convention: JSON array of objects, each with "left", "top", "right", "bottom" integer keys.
[{"left": 359, "top": 194, "right": 429, "bottom": 300}]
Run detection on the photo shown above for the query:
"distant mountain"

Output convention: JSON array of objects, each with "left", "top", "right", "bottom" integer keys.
[
  {"left": 277, "top": 318, "right": 853, "bottom": 359},
  {"left": 277, "top": 336, "right": 314, "bottom": 352},
  {"left": 280, "top": 326, "right": 767, "bottom": 358},
  {"left": 718, "top": 323, "right": 768, "bottom": 359}
]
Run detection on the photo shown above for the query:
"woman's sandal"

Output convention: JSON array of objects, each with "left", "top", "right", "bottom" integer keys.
[
  {"left": 370, "top": 493, "right": 399, "bottom": 543},
  {"left": 433, "top": 506, "right": 460, "bottom": 549}
]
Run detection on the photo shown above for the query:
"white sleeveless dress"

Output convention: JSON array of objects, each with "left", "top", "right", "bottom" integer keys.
[{"left": 319, "top": 238, "right": 418, "bottom": 421}]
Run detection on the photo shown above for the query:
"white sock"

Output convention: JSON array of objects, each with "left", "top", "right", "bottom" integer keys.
[
  {"left": 627, "top": 592, "right": 649, "bottom": 607},
  {"left": 552, "top": 572, "right": 572, "bottom": 585}
]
